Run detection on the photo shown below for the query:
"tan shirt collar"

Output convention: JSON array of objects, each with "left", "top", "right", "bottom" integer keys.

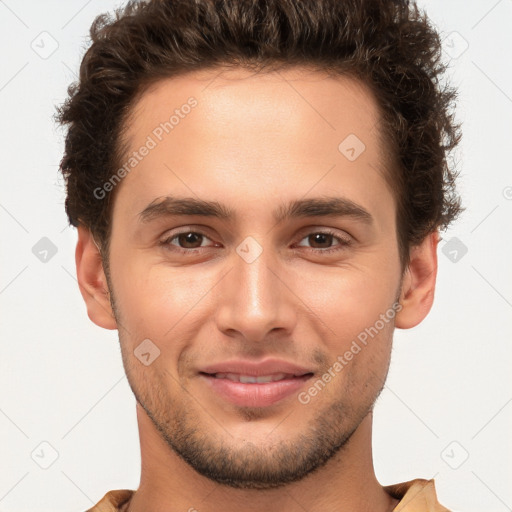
[{"left": 87, "top": 478, "right": 450, "bottom": 512}]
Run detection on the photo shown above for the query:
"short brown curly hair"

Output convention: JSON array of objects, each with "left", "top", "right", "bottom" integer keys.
[{"left": 55, "top": 0, "right": 462, "bottom": 271}]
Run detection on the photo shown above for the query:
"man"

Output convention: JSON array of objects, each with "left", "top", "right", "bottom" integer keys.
[{"left": 56, "top": 0, "right": 462, "bottom": 510}]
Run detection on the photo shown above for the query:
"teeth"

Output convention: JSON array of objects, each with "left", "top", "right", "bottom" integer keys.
[
  {"left": 214, "top": 372, "right": 291, "bottom": 383},
  {"left": 239, "top": 375, "right": 258, "bottom": 383}
]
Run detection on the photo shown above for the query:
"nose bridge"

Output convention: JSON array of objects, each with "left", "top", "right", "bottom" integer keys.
[{"left": 215, "top": 236, "right": 295, "bottom": 341}]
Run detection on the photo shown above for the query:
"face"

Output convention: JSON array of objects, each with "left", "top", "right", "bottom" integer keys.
[{"left": 94, "top": 67, "right": 407, "bottom": 488}]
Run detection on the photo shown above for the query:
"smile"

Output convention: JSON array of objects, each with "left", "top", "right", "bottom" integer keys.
[{"left": 200, "top": 372, "right": 314, "bottom": 407}]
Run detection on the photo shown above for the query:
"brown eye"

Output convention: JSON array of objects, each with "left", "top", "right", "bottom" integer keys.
[
  {"left": 307, "top": 233, "right": 335, "bottom": 249},
  {"left": 160, "top": 230, "right": 215, "bottom": 252},
  {"left": 175, "top": 232, "right": 204, "bottom": 249},
  {"left": 296, "top": 230, "right": 351, "bottom": 253}
]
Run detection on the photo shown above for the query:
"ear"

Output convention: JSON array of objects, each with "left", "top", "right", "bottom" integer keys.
[
  {"left": 395, "top": 230, "right": 439, "bottom": 329},
  {"left": 75, "top": 225, "right": 117, "bottom": 330}
]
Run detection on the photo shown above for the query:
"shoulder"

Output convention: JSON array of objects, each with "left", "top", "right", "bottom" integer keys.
[
  {"left": 85, "top": 489, "right": 135, "bottom": 512},
  {"left": 383, "top": 478, "right": 451, "bottom": 511}
]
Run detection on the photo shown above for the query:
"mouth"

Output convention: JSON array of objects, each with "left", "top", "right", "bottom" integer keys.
[
  {"left": 199, "top": 371, "right": 314, "bottom": 407},
  {"left": 204, "top": 372, "right": 310, "bottom": 383}
]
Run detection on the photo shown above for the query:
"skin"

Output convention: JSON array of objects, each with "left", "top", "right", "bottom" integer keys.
[{"left": 75, "top": 67, "right": 439, "bottom": 512}]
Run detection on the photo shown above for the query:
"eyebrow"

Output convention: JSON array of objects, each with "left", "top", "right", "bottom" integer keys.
[{"left": 138, "top": 195, "right": 373, "bottom": 226}]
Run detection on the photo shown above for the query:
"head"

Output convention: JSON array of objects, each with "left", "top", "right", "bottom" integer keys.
[{"left": 56, "top": 0, "right": 462, "bottom": 490}]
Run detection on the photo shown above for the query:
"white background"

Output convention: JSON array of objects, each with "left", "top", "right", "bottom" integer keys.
[{"left": 0, "top": 1, "right": 511, "bottom": 511}]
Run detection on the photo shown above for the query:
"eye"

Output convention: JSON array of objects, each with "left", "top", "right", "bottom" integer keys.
[
  {"left": 159, "top": 228, "right": 352, "bottom": 255},
  {"left": 295, "top": 229, "right": 352, "bottom": 254},
  {"left": 159, "top": 230, "right": 217, "bottom": 253}
]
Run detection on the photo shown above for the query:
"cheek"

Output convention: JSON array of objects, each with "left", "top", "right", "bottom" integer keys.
[
  {"left": 291, "top": 263, "right": 399, "bottom": 346},
  {"left": 112, "top": 256, "right": 221, "bottom": 342},
  {"left": 111, "top": 238, "right": 400, "bottom": 356}
]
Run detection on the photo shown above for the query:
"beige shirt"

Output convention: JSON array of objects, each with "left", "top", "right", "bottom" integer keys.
[{"left": 86, "top": 478, "right": 450, "bottom": 511}]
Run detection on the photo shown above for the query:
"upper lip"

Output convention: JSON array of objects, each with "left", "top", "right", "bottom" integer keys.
[{"left": 199, "top": 358, "right": 314, "bottom": 377}]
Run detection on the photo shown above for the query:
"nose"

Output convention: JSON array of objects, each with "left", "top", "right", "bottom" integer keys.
[{"left": 214, "top": 238, "right": 297, "bottom": 344}]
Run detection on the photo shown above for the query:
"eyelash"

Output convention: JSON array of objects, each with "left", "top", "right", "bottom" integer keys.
[{"left": 159, "top": 228, "right": 352, "bottom": 255}]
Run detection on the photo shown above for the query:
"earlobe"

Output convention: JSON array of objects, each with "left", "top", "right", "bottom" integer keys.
[
  {"left": 395, "top": 231, "right": 440, "bottom": 329},
  {"left": 75, "top": 225, "right": 117, "bottom": 330}
]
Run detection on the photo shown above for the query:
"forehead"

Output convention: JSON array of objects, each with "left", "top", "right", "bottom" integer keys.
[
  {"left": 126, "top": 66, "right": 383, "bottom": 150},
  {"left": 114, "top": 66, "right": 393, "bottom": 227}
]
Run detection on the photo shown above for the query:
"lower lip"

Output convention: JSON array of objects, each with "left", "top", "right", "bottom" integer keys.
[{"left": 200, "top": 373, "right": 313, "bottom": 407}]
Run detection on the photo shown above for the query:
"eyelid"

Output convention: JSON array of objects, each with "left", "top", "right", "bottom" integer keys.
[{"left": 295, "top": 226, "right": 352, "bottom": 243}]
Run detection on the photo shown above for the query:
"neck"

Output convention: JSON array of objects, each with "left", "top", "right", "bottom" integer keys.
[{"left": 126, "top": 404, "right": 398, "bottom": 512}]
